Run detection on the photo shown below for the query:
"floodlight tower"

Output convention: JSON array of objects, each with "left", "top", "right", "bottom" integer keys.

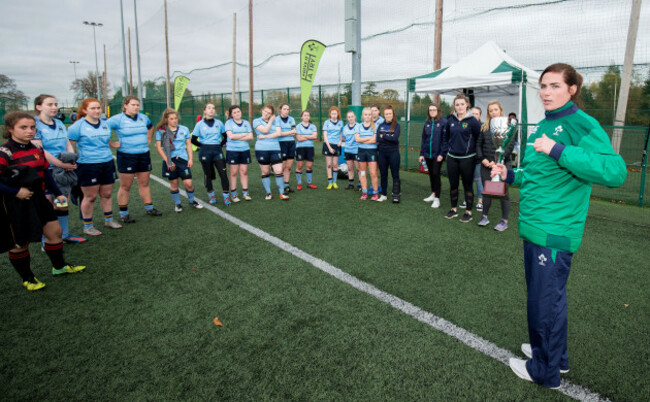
[
  {"left": 345, "top": 0, "right": 361, "bottom": 118},
  {"left": 83, "top": 21, "right": 103, "bottom": 100}
]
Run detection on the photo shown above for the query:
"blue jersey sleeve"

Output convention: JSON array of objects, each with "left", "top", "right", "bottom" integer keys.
[
  {"left": 145, "top": 115, "right": 153, "bottom": 129},
  {"left": 67, "top": 121, "right": 81, "bottom": 141},
  {"left": 155, "top": 130, "right": 162, "bottom": 141},
  {"left": 106, "top": 115, "right": 119, "bottom": 130}
]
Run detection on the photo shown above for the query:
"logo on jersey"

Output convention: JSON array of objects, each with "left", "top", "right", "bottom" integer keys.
[
  {"left": 538, "top": 253, "right": 547, "bottom": 266},
  {"left": 553, "top": 125, "right": 564, "bottom": 137}
]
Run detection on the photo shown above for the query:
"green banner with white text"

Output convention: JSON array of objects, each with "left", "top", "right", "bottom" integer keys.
[
  {"left": 300, "top": 40, "right": 326, "bottom": 111},
  {"left": 173, "top": 76, "right": 190, "bottom": 111}
]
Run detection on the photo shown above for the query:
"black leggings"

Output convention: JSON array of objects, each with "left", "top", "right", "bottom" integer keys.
[
  {"left": 201, "top": 158, "right": 229, "bottom": 193},
  {"left": 480, "top": 164, "right": 511, "bottom": 220},
  {"left": 446, "top": 155, "right": 475, "bottom": 210},
  {"left": 378, "top": 150, "right": 400, "bottom": 196},
  {"left": 424, "top": 157, "right": 443, "bottom": 197}
]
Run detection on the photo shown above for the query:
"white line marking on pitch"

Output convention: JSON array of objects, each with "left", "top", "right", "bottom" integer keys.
[{"left": 150, "top": 174, "right": 609, "bottom": 402}]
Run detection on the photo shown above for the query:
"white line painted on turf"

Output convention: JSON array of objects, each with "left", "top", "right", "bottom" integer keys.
[{"left": 150, "top": 173, "right": 609, "bottom": 402}]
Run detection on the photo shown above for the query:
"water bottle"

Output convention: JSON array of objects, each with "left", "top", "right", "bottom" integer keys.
[{"left": 422, "top": 159, "right": 429, "bottom": 172}]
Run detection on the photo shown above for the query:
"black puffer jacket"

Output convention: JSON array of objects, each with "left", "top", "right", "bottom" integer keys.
[{"left": 476, "top": 126, "right": 516, "bottom": 164}]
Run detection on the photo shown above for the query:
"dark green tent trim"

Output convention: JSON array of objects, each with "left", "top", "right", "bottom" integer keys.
[
  {"left": 408, "top": 67, "right": 449, "bottom": 91},
  {"left": 491, "top": 61, "right": 523, "bottom": 83}
]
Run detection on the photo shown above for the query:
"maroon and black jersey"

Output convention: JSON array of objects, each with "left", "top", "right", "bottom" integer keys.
[{"left": 0, "top": 139, "right": 50, "bottom": 191}]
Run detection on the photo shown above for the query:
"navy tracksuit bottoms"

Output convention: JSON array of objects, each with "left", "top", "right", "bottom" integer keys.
[{"left": 523, "top": 241, "right": 573, "bottom": 388}]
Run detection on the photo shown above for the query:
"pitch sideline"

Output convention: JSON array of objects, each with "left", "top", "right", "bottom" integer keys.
[{"left": 150, "top": 173, "right": 608, "bottom": 402}]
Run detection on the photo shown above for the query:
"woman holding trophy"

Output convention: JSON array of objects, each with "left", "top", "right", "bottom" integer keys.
[
  {"left": 476, "top": 100, "right": 515, "bottom": 231},
  {"left": 491, "top": 63, "right": 627, "bottom": 389}
]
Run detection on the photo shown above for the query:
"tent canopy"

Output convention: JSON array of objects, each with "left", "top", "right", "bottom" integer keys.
[{"left": 408, "top": 41, "right": 545, "bottom": 124}]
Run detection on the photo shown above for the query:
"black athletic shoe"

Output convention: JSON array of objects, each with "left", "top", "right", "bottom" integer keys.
[
  {"left": 345, "top": 183, "right": 355, "bottom": 190},
  {"left": 444, "top": 209, "right": 458, "bottom": 219},
  {"left": 120, "top": 214, "right": 136, "bottom": 223},
  {"left": 392, "top": 194, "right": 401, "bottom": 203},
  {"left": 284, "top": 187, "right": 294, "bottom": 194},
  {"left": 146, "top": 208, "right": 163, "bottom": 216},
  {"left": 459, "top": 212, "right": 473, "bottom": 223}
]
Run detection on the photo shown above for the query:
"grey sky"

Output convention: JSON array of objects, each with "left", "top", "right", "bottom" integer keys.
[{"left": 1, "top": 0, "right": 648, "bottom": 107}]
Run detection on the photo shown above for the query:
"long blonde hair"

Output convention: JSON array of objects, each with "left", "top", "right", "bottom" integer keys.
[
  {"left": 362, "top": 107, "right": 375, "bottom": 131},
  {"left": 481, "top": 100, "right": 504, "bottom": 132}
]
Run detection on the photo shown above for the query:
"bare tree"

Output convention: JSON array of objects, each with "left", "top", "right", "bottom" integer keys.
[
  {"left": 0, "top": 74, "right": 29, "bottom": 110},
  {"left": 70, "top": 71, "right": 110, "bottom": 101}
]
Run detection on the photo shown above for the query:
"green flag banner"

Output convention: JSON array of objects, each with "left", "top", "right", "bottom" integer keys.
[
  {"left": 300, "top": 40, "right": 326, "bottom": 111},
  {"left": 173, "top": 75, "right": 190, "bottom": 111}
]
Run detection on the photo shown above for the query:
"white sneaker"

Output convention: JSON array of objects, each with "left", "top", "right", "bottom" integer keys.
[
  {"left": 509, "top": 358, "right": 535, "bottom": 384},
  {"left": 460, "top": 201, "right": 467, "bottom": 209},
  {"left": 423, "top": 194, "right": 435, "bottom": 202},
  {"left": 104, "top": 220, "right": 123, "bottom": 229},
  {"left": 231, "top": 195, "right": 241, "bottom": 203},
  {"left": 376, "top": 195, "right": 388, "bottom": 202},
  {"left": 243, "top": 193, "right": 252, "bottom": 201},
  {"left": 174, "top": 204, "right": 183, "bottom": 213},
  {"left": 83, "top": 225, "right": 102, "bottom": 236},
  {"left": 431, "top": 198, "right": 440, "bottom": 208},
  {"left": 521, "top": 344, "right": 569, "bottom": 373},
  {"left": 510, "top": 358, "right": 560, "bottom": 389}
]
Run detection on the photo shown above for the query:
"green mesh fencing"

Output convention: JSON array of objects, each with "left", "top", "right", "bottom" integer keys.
[{"left": 104, "top": 81, "right": 648, "bottom": 207}]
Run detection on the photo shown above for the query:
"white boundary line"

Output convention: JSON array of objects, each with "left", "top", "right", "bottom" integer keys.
[{"left": 150, "top": 173, "right": 609, "bottom": 401}]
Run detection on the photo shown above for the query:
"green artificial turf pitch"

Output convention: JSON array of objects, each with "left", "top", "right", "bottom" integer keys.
[{"left": 1, "top": 149, "right": 648, "bottom": 401}]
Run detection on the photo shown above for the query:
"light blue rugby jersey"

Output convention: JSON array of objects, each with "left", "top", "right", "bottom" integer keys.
[
  {"left": 357, "top": 123, "right": 377, "bottom": 150},
  {"left": 253, "top": 117, "right": 280, "bottom": 151},
  {"left": 323, "top": 119, "right": 344, "bottom": 144},
  {"left": 67, "top": 118, "right": 114, "bottom": 164},
  {"left": 192, "top": 118, "right": 226, "bottom": 145},
  {"left": 106, "top": 112, "right": 153, "bottom": 154},
  {"left": 296, "top": 122, "right": 317, "bottom": 148},
  {"left": 224, "top": 119, "right": 252, "bottom": 151},
  {"left": 272, "top": 115, "right": 296, "bottom": 142},
  {"left": 373, "top": 116, "right": 385, "bottom": 127},
  {"left": 156, "top": 125, "right": 190, "bottom": 160},
  {"left": 35, "top": 116, "right": 68, "bottom": 158},
  {"left": 342, "top": 123, "right": 360, "bottom": 154}
]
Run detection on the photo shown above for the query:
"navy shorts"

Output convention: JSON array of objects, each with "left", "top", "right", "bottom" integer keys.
[
  {"left": 199, "top": 144, "right": 224, "bottom": 163},
  {"left": 226, "top": 150, "right": 252, "bottom": 165},
  {"left": 255, "top": 150, "right": 282, "bottom": 166},
  {"left": 356, "top": 148, "right": 378, "bottom": 163},
  {"left": 162, "top": 157, "right": 192, "bottom": 180},
  {"left": 116, "top": 151, "right": 152, "bottom": 174},
  {"left": 77, "top": 160, "right": 117, "bottom": 186},
  {"left": 280, "top": 141, "right": 296, "bottom": 160},
  {"left": 295, "top": 147, "right": 315, "bottom": 162},
  {"left": 344, "top": 152, "right": 358, "bottom": 161},
  {"left": 322, "top": 143, "right": 340, "bottom": 156}
]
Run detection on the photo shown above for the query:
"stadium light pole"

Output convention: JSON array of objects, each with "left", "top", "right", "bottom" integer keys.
[
  {"left": 69, "top": 60, "right": 79, "bottom": 81},
  {"left": 119, "top": 0, "right": 129, "bottom": 96},
  {"left": 134, "top": 0, "right": 144, "bottom": 106},
  {"left": 345, "top": 0, "right": 362, "bottom": 118},
  {"left": 83, "top": 21, "right": 103, "bottom": 100}
]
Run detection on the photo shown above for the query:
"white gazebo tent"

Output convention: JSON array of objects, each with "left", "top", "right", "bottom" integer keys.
[{"left": 407, "top": 41, "right": 545, "bottom": 164}]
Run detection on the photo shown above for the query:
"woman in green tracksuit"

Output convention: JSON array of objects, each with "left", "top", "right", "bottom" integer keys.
[{"left": 492, "top": 63, "right": 627, "bottom": 389}]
